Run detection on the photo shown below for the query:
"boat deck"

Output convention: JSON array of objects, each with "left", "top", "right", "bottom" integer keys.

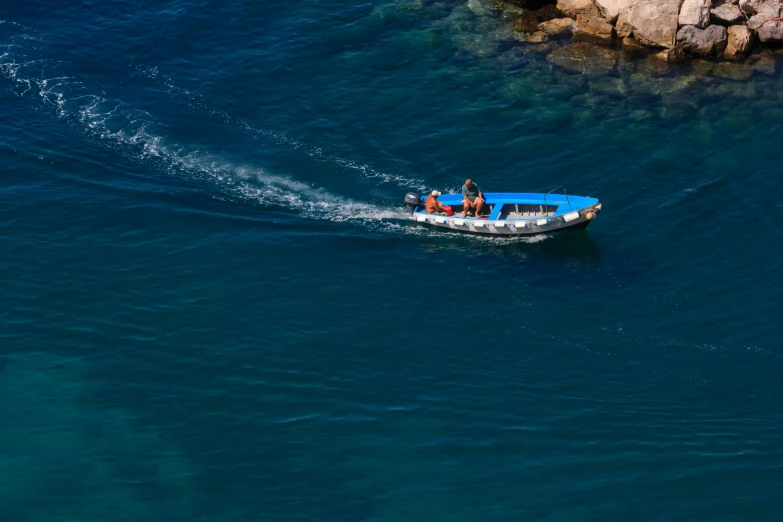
[{"left": 409, "top": 191, "right": 601, "bottom": 235}]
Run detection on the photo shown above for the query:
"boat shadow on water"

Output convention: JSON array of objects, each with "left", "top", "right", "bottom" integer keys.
[{"left": 420, "top": 227, "right": 603, "bottom": 265}]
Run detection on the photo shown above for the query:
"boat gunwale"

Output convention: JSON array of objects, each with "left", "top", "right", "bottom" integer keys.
[{"left": 413, "top": 192, "right": 600, "bottom": 222}]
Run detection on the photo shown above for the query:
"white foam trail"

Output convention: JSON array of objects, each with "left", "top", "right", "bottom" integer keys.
[
  {"left": 1, "top": 43, "right": 420, "bottom": 231},
  {"left": 132, "top": 64, "right": 430, "bottom": 192},
  {"left": 0, "top": 21, "right": 28, "bottom": 29}
]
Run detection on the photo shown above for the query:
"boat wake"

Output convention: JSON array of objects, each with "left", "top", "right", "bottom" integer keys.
[
  {"left": 0, "top": 34, "right": 415, "bottom": 231},
  {"left": 131, "top": 64, "right": 430, "bottom": 193},
  {"left": 0, "top": 28, "right": 546, "bottom": 244}
]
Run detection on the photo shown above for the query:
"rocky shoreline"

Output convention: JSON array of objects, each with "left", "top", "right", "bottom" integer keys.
[{"left": 504, "top": 0, "right": 783, "bottom": 61}]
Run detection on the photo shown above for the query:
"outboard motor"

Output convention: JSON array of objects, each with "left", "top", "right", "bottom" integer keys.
[{"left": 404, "top": 192, "right": 423, "bottom": 213}]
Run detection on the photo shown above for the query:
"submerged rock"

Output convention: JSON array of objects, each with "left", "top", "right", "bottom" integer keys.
[
  {"left": 660, "top": 92, "right": 701, "bottom": 119},
  {"left": 689, "top": 58, "right": 716, "bottom": 75},
  {"left": 724, "top": 24, "right": 755, "bottom": 56},
  {"left": 521, "top": 30, "right": 552, "bottom": 42},
  {"left": 711, "top": 2, "right": 745, "bottom": 24},
  {"left": 705, "top": 80, "right": 758, "bottom": 99},
  {"left": 712, "top": 60, "right": 754, "bottom": 79},
  {"left": 677, "top": 25, "right": 728, "bottom": 55},
  {"left": 539, "top": 17, "right": 575, "bottom": 35},
  {"left": 627, "top": 0, "right": 682, "bottom": 47},
  {"left": 749, "top": 52, "right": 777, "bottom": 74},
  {"left": 546, "top": 42, "right": 618, "bottom": 78},
  {"left": 679, "top": 0, "right": 712, "bottom": 28},
  {"left": 467, "top": 0, "right": 496, "bottom": 16},
  {"left": 589, "top": 76, "right": 629, "bottom": 96},
  {"left": 629, "top": 71, "right": 699, "bottom": 96},
  {"left": 622, "top": 36, "right": 649, "bottom": 55},
  {"left": 629, "top": 108, "right": 654, "bottom": 121},
  {"left": 575, "top": 14, "right": 617, "bottom": 40},
  {"left": 452, "top": 33, "right": 499, "bottom": 56},
  {"left": 638, "top": 53, "right": 676, "bottom": 74}
]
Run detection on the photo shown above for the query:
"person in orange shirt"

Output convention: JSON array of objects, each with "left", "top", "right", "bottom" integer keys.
[{"left": 425, "top": 190, "right": 446, "bottom": 215}]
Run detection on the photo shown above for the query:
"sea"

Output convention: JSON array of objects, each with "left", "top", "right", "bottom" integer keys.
[{"left": 1, "top": 0, "right": 782, "bottom": 520}]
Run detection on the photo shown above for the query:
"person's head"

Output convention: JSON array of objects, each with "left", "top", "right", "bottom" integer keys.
[
  {"left": 431, "top": 190, "right": 441, "bottom": 198},
  {"left": 465, "top": 179, "right": 473, "bottom": 188}
]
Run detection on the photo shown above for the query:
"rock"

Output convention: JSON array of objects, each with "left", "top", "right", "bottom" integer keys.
[
  {"left": 616, "top": 9, "right": 634, "bottom": 37},
  {"left": 627, "top": 0, "right": 682, "bottom": 47},
  {"left": 724, "top": 24, "right": 755, "bottom": 55},
  {"left": 516, "top": 12, "right": 538, "bottom": 33},
  {"left": 516, "top": 4, "right": 567, "bottom": 32},
  {"left": 522, "top": 30, "right": 551, "bottom": 42},
  {"left": 739, "top": 0, "right": 780, "bottom": 15},
  {"left": 654, "top": 47, "right": 686, "bottom": 61},
  {"left": 546, "top": 42, "right": 618, "bottom": 78},
  {"left": 538, "top": 17, "right": 575, "bottom": 35},
  {"left": 593, "top": 0, "right": 634, "bottom": 22},
  {"left": 575, "top": 13, "right": 617, "bottom": 39},
  {"left": 679, "top": 0, "right": 712, "bottom": 28},
  {"left": 556, "top": 0, "right": 601, "bottom": 17},
  {"left": 749, "top": 14, "right": 783, "bottom": 41},
  {"left": 535, "top": 4, "right": 564, "bottom": 20},
  {"left": 711, "top": 2, "right": 745, "bottom": 24},
  {"left": 676, "top": 25, "right": 728, "bottom": 54}
]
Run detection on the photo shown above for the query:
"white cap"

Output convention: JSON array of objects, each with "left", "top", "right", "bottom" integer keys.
[{"left": 431, "top": 190, "right": 441, "bottom": 196}]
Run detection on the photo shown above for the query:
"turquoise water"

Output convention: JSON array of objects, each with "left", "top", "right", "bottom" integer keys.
[{"left": 2, "top": 1, "right": 782, "bottom": 520}]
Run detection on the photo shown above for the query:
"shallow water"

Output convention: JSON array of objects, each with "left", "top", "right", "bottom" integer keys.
[{"left": 2, "top": 1, "right": 782, "bottom": 520}]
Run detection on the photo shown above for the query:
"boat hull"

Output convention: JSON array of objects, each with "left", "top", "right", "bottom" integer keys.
[{"left": 412, "top": 212, "right": 595, "bottom": 236}]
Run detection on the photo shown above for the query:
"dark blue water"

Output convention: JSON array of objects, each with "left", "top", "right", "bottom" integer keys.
[{"left": 2, "top": 1, "right": 782, "bottom": 519}]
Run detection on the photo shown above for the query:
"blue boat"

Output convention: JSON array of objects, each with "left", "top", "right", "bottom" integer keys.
[{"left": 403, "top": 187, "right": 602, "bottom": 236}]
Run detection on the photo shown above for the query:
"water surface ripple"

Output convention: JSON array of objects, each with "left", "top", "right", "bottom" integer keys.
[{"left": 1, "top": 1, "right": 782, "bottom": 520}]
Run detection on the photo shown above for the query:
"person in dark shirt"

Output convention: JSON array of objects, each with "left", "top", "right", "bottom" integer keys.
[{"left": 461, "top": 179, "right": 484, "bottom": 218}]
